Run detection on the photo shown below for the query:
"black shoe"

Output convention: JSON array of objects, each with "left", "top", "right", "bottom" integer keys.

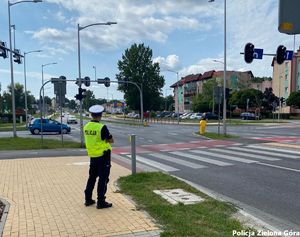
[
  {"left": 85, "top": 199, "right": 96, "bottom": 206},
  {"left": 96, "top": 201, "right": 112, "bottom": 209}
]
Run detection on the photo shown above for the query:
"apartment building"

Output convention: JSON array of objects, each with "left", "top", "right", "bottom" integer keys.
[
  {"left": 171, "top": 70, "right": 253, "bottom": 112},
  {"left": 272, "top": 48, "right": 300, "bottom": 114}
]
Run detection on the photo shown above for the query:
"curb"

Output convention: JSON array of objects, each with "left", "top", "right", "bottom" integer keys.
[{"left": 0, "top": 198, "right": 10, "bottom": 237}]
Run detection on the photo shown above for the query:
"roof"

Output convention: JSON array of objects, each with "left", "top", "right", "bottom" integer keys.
[{"left": 201, "top": 70, "right": 215, "bottom": 79}]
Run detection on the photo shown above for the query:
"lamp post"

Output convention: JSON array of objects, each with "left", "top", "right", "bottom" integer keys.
[
  {"left": 92, "top": 65, "right": 96, "bottom": 80},
  {"left": 24, "top": 50, "right": 42, "bottom": 128},
  {"left": 77, "top": 21, "right": 117, "bottom": 147},
  {"left": 42, "top": 62, "right": 57, "bottom": 117},
  {"left": 210, "top": 0, "right": 227, "bottom": 135},
  {"left": 8, "top": 0, "right": 42, "bottom": 137}
]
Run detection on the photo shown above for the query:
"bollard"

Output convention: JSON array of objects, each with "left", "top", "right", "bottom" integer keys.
[{"left": 130, "top": 134, "right": 136, "bottom": 174}]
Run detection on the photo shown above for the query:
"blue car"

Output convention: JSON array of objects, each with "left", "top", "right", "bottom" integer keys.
[{"left": 29, "top": 118, "right": 71, "bottom": 135}]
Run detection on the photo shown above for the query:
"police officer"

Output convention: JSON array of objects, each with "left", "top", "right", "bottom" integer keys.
[{"left": 84, "top": 105, "right": 114, "bottom": 209}]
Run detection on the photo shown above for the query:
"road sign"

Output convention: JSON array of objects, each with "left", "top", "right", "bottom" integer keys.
[
  {"left": 253, "top": 48, "right": 263, "bottom": 59},
  {"left": 285, "top": 50, "right": 293, "bottom": 60}
]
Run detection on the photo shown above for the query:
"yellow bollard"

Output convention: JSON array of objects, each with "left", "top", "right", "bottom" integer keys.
[{"left": 199, "top": 118, "right": 207, "bottom": 135}]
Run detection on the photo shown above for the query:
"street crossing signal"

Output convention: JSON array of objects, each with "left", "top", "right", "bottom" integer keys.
[
  {"left": 276, "top": 45, "right": 286, "bottom": 65},
  {"left": 75, "top": 87, "right": 87, "bottom": 101},
  {"left": 13, "top": 49, "right": 22, "bottom": 64},
  {"left": 0, "top": 41, "right": 8, "bottom": 58},
  {"left": 244, "top": 43, "right": 254, "bottom": 64}
]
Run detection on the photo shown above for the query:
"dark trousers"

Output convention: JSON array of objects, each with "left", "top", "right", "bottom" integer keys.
[{"left": 85, "top": 151, "right": 111, "bottom": 203}]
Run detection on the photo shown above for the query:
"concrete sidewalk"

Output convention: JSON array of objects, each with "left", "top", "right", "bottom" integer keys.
[{"left": 0, "top": 156, "right": 160, "bottom": 237}]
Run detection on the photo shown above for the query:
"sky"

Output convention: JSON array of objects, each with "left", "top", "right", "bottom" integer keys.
[{"left": 0, "top": 0, "right": 299, "bottom": 101}]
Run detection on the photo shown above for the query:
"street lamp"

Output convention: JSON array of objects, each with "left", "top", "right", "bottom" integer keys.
[
  {"left": 24, "top": 49, "right": 42, "bottom": 128},
  {"left": 209, "top": 0, "right": 227, "bottom": 135},
  {"left": 42, "top": 62, "right": 57, "bottom": 116},
  {"left": 92, "top": 65, "right": 96, "bottom": 80},
  {"left": 8, "top": 0, "right": 42, "bottom": 137},
  {"left": 77, "top": 21, "right": 117, "bottom": 147}
]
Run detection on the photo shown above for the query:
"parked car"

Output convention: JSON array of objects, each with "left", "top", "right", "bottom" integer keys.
[
  {"left": 202, "top": 112, "right": 221, "bottom": 120},
  {"left": 181, "top": 112, "right": 193, "bottom": 119},
  {"left": 29, "top": 118, "right": 71, "bottom": 135},
  {"left": 67, "top": 115, "right": 77, "bottom": 124},
  {"left": 240, "top": 112, "right": 261, "bottom": 120},
  {"left": 190, "top": 113, "right": 203, "bottom": 120}
]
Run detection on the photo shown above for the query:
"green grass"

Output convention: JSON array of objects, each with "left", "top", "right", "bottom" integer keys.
[
  {"left": 0, "top": 137, "right": 81, "bottom": 150},
  {"left": 118, "top": 172, "right": 249, "bottom": 237},
  {"left": 0, "top": 123, "right": 27, "bottom": 131},
  {"left": 196, "top": 132, "right": 239, "bottom": 139}
]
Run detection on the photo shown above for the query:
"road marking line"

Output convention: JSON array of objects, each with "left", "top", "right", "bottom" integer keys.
[
  {"left": 247, "top": 145, "right": 300, "bottom": 155},
  {"left": 126, "top": 155, "right": 179, "bottom": 172},
  {"left": 257, "top": 162, "right": 300, "bottom": 173},
  {"left": 227, "top": 147, "right": 299, "bottom": 159},
  {"left": 191, "top": 149, "right": 257, "bottom": 164},
  {"left": 149, "top": 153, "right": 206, "bottom": 169},
  {"left": 177, "top": 148, "right": 190, "bottom": 150},
  {"left": 196, "top": 146, "right": 207, "bottom": 149},
  {"left": 170, "top": 151, "right": 232, "bottom": 166},
  {"left": 212, "top": 148, "right": 279, "bottom": 161}
]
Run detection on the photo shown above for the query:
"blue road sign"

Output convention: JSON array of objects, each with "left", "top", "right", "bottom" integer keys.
[
  {"left": 253, "top": 48, "right": 263, "bottom": 59},
  {"left": 285, "top": 50, "right": 293, "bottom": 60}
]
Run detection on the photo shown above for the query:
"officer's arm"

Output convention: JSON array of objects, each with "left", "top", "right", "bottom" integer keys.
[{"left": 101, "top": 125, "right": 114, "bottom": 143}]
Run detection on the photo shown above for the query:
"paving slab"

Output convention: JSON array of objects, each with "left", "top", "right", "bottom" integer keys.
[{"left": 0, "top": 156, "right": 159, "bottom": 237}]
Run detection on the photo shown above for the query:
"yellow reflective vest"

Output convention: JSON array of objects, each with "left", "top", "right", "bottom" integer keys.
[{"left": 84, "top": 121, "right": 112, "bottom": 158}]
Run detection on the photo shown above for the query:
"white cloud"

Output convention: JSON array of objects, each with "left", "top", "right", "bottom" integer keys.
[{"left": 154, "top": 54, "right": 181, "bottom": 71}]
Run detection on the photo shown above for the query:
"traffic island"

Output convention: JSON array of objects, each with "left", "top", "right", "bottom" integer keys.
[
  {"left": 118, "top": 172, "right": 254, "bottom": 237},
  {"left": 194, "top": 131, "right": 239, "bottom": 139}
]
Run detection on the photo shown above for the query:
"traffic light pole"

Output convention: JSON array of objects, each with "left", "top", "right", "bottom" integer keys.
[
  {"left": 8, "top": 2, "right": 17, "bottom": 137},
  {"left": 77, "top": 24, "right": 84, "bottom": 148}
]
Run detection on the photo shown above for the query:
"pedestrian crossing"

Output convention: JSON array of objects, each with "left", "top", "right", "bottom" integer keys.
[{"left": 116, "top": 145, "right": 300, "bottom": 172}]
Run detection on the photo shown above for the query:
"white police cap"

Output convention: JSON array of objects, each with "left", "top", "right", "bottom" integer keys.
[{"left": 89, "top": 105, "right": 104, "bottom": 115}]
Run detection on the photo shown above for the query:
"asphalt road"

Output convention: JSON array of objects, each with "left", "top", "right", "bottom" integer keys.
[{"left": 1, "top": 118, "right": 300, "bottom": 231}]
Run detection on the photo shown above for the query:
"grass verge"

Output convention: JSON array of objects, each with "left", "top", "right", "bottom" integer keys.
[
  {"left": 118, "top": 172, "right": 249, "bottom": 237},
  {"left": 0, "top": 137, "right": 81, "bottom": 150},
  {"left": 196, "top": 132, "right": 239, "bottom": 139},
  {"left": 0, "top": 123, "right": 27, "bottom": 131}
]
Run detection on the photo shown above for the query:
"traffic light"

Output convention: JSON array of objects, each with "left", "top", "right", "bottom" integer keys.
[
  {"left": 13, "top": 49, "right": 22, "bottom": 64},
  {"left": 276, "top": 45, "right": 286, "bottom": 64},
  {"left": 84, "top": 76, "right": 90, "bottom": 87},
  {"left": 97, "top": 77, "right": 110, "bottom": 87},
  {"left": 225, "top": 88, "right": 231, "bottom": 100},
  {"left": 75, "top": 87, "right": 87, "bottom": 101},
  {"left": 280, "top": 97, "right": 285, "bottom": 104},
  {"left": 104, "top": 77, "right": 110, "bottom": 87},
  {"left": 244, "top": 43, "right": 254, "bottom": 63},
  {"left": 0, "top": 41, "right": 8, "bottom": 58}
]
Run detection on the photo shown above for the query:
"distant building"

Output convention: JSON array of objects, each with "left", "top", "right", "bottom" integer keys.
[
  {"left": 272, "top": 48, "right": 300, "bottom": 114},
  {"left": 171, "top": 70, "right": 254, "bottom": 112}
]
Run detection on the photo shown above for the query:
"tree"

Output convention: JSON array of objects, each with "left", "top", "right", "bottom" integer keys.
[
  {"left": 116, "top": 43, "right": 165, "bottom": 111},
  {"left": 2, "top": 83, "right": 36, "bottom": 113},
  {"left": 68, "top": 99, "right": 77, "bottom": 110},
  {"left": 164, "top": 95, "right": 174, "bottom": 111},
  {"left": 262, "top": 87, "right": 279, "bottom": 112},
  {"left": 82, "top": 90, "right": 98, "bottom": 110},
  {"left": 192, "top": 94, "right": 210, "bottom": 112},
  {"left": 287, "top": 91, "right": 300, "bottom": 108},
  {"left": 229, "top": 88, "right": 263, "bottom": 110}
]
